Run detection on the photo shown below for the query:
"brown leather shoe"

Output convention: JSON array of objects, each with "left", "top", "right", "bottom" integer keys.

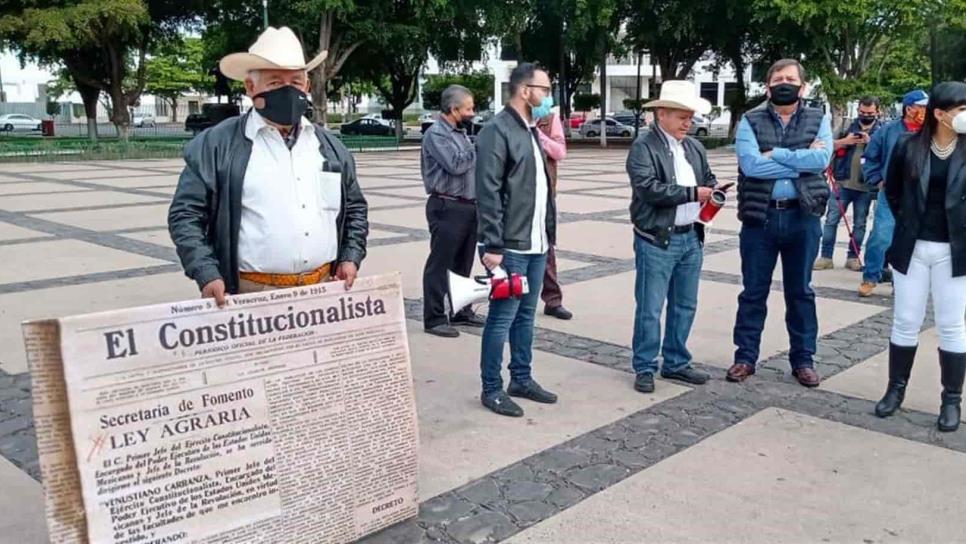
[
  {"left": 858, "top": 281, "right": 877, "bottom": 297},
  {"left": 726, "top": 363, "right": 756, "bottom": 382},
  {"left": 792, "top": 367, "right": 822, "bottom": 387}
]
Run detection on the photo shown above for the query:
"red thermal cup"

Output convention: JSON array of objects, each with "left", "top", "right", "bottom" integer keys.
[{"left": 697, "top": 189, "right": 727, "bottom": 225}]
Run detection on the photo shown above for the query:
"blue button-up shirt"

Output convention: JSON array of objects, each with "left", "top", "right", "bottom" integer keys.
[{"left": 735, "top": 111, "right": 833, "bottom": 198}]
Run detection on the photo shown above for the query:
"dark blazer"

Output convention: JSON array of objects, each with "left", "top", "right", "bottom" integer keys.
[{"left": 885, "top": 135, "right": 966, "bottom": 277}]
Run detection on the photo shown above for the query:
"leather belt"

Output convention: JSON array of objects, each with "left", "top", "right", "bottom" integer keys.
[
  {"left": 240, "top": 262, "right": 332, "bottom": 287},
  {"left": 769, "top": 199, "right": 800, "bottom": 210},
  {"left": 672, "top": 223, "right": 695, "bottom": 234},
  {"left": 432, "top": 193, "right": 475, "bottom": 204}
]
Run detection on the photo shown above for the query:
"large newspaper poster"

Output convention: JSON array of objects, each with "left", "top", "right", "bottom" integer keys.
[{"left": 23, "top": 272, "right": 418, "bottom": 544}]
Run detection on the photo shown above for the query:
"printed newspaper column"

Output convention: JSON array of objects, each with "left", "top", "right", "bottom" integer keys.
[{"left": 39, "top": 272, "right": 417, "bottom": 544}]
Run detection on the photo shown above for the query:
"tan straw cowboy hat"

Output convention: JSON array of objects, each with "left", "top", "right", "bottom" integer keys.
[
  {"left": 220, "top": 26, "right": 328, "bottom": 81},
  {"left": 643, "top": 80, "right": 712, "bottom": 115}
]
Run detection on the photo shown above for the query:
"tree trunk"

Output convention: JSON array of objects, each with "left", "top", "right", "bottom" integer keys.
[
  {"left": 312, "top": 12, "right": 363, "bottom": 126},
  {"left": 80, "top": 88, "right": 99, "bottom": 143},
  {"left": 830, "top": 103, "right": 847, "bottom": 136},
  {"left": 108, "top": 85, "right": 131, "bottom": 142},
  {"left": 599, "top": 46, "right": 607, "bottom": 148},
  {"left": 170, "top": 98, "right": 178, "bottom": 123},
  {"left": 311, "top": 69, "right": 329, "bottom": 125},
  {"left": 727, "top": 53, "right": 747, "bottom": 139},
  {"left": 658, "top": 59, "right": 675, "bottom": 87},
  {"left": 74, "top": 78, "right": 100, "bottom": 143},
  {"left": 312, "top": 13, "right": 334, "bottom": 125},
  {"left": 635, "top": 50, "right": 643, "bottom": 140}
]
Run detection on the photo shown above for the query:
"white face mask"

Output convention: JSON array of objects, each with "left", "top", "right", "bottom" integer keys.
[{"left": 952, "top": 110, "right": 966, "bottom": 135}]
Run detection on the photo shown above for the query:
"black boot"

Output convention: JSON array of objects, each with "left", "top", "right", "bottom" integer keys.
[
  {"left": 938, "top": 349, "right": 966, "bottom": 433},
  {"left": 875, "top": 343, "right": 917, "bottom": 418}
]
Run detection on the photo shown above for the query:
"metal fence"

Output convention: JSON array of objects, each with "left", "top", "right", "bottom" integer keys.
[
  {"left": 0, "top": 133, "right": 404, "bottom": 163},
  {"left": 0, "top": 122, "right": 193, "bottom": 139}
]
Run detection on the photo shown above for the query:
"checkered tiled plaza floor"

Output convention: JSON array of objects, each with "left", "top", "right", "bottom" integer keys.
[{"left": 1, "top": 149, "right": 963, "bottom": 543}]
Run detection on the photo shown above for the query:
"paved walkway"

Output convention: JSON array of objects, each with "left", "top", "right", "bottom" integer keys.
[{"left": 1, "top": 149, "right": 964, "bottom": 543}]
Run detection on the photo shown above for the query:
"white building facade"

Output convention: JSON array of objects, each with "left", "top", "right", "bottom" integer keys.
[{"left": 417, "top": 43, "right": 757, "bottom": 127}]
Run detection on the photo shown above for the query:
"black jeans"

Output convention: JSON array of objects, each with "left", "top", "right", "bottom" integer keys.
[{"left": 422, "top": 195, "right": 477, "bottom": 328}]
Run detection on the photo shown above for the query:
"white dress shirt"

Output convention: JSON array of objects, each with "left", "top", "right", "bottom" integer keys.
[
  {"left": 659, "top": 126, "right": 700, "bottom": 226},
  {"left": 238, "top": 111, "right": 341, "bottom": 273},
  {"left": 508, "top": 130, "right": 550, "bottom": 255}
]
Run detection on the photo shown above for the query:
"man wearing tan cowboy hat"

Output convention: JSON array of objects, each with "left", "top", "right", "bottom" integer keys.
[
  {"left": 626, "top": 80, "right": 723, "bottom": 394},
  {"left": 168, "top": 26, "right": 368, "bottom": 304}
]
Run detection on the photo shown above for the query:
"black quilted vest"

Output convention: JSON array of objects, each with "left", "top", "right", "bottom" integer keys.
[{"left": 737, "top": 104, "right": 829, "bottom": 224}]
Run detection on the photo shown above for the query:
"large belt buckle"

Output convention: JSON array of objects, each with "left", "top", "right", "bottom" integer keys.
[{"left": 774, "top": 199, "right": 791, "bottom": 210}]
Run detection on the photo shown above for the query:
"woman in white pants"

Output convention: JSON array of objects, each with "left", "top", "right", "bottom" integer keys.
[{"left": 877, "top": 82, "right": 966, "bottom": 432}]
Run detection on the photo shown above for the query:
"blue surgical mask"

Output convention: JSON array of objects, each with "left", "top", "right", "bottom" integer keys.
[{"left": 531, "top": 96, "right": 554, "bottom": 120}]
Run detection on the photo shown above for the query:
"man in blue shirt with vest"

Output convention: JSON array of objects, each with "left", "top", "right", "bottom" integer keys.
[{"left": 727, "top": 59, "right": 834, "bottom": 387}]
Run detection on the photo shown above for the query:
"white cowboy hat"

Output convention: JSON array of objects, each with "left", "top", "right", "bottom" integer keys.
[
  {"left": 643, "top": 80, "right": 712, "bottom": 115},
  {"left": 220, "top": 26, "right": 328, "bottom": 82}
]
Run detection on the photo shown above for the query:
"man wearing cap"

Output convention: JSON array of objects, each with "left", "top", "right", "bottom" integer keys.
[
  {"left": 169, "top": 27, "right": 368, "bottom": 302},
  {"left": 727, "top": 59, "right": 833, "bottom": 388},
  {"left": 626, "top": 81, "right": 720, "bottom": 394},
  {"left": 857, "top": 89, "right": 928, "bottom": 297}
]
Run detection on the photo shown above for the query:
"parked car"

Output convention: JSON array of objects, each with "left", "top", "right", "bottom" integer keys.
[
  {"left": 0, "top": 113, "right": 42, "bottom": 132},
  {"left": 578, "top": 117, "right": 634, "bottom": 138},
  {"left": 419, "top": 113, "right": 437, "bottom": 134},
  {"left": 133, "top": 113, "right": 156, "bottom": 128},
  {"left": 340, "top": 118, "right": 395, "bottom": 136},
  {"left": 612, "top": 112, "right": 645, "bottom": 129},
  {"left": 569, "top": 112, "right": 587, "bottom": 129},
  {"left": 184, "top": 103, "right": 241, "bottom": 135},
  {"left": 420, "top": 110, "right": 493, "bottom": 135},
  {"left": 470, "top": 110, "right": 494, "bottom": 134},
  {"left": 687, "top": 114, "right": 711, "bottom": 137}
]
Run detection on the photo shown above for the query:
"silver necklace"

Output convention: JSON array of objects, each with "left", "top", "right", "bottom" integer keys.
[{"left": 932, "top": 137, "right": 957, "bottom": 160}]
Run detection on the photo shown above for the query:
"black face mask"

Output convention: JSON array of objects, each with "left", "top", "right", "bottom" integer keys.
[
  {"left": 858, "top": 115, "right": 877, "bottom": 125},
  {"left": 458, "top": 118, "right": 474, "bottom": 132},
  {"left": 769, "top": 83, "right": 802, "bottom": 106},
  {"left": 254, "top": 85, "right": 309, "bottom": 127}
]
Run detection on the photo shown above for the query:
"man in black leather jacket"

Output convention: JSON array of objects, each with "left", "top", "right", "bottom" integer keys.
[
  {"left": 168, "top": 27, "right": 368, "bottom": 304},
  {"left": 626, "top": 80, "right": 718, "bottom": 395},
  {"left": 475, "top": 63, "right": 558, "bottom": 417}
]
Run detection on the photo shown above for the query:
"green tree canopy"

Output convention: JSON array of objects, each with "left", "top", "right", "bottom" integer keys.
[
  {"left": 0, "top": 0, "right": 202, "bottom": 139},
  {"left": 145, "top": 37, "right": 209, "bottom": 122},
  {"left": 421, "top": 71, "right": 494, "bottom": 112}
]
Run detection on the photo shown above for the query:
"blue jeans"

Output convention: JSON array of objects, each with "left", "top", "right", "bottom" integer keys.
[
  {"left": 733, "top": 208, "right": 821, "bottom": 369},
  {"left": 632, "top": 231, "right": 703, "bottom": 375},
  {"left": 820, "top": 187, "right": 872, "bottom": 259},
  {"left": 862, "top": 190, "right": 895, "bottom": 282},
  {"left": 479, "top": 251, "right": 547, "bottom": 395}
]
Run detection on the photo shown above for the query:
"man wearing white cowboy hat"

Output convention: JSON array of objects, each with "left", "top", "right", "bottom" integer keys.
[
  {"left": 626, "top": 80, "right": 723, "bottom": 394},
  {"left": 169, "top": 26, "right": 368, "bottom": 303}
]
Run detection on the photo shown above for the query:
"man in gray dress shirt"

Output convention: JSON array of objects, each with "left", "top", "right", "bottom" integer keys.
[{"left": 421, "top": 85, "right": 486, "bottom": 337}]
